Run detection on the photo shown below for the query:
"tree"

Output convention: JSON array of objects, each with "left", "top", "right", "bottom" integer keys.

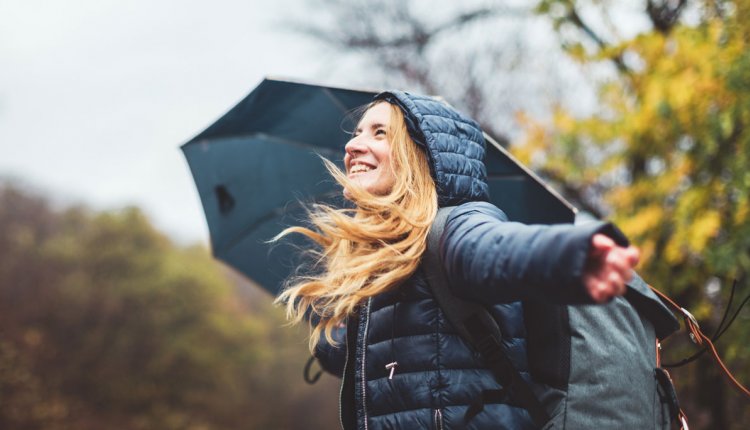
[
  {"left": 522, "top": 1, "right": 750, "bottom": 427},
  {"left": 0, "top": 182, "right": 341, "bottom": 429},
  {"left": 291, "top": 0, "right": 632, "bottom": 217},
  {"left": 296, "top": 0, "right": 749, "bottom": 427},
  {"left": 519, "top": 1, "right": 750, "bottom": 428},
  {"left": 295, "top": 2, "right": 582, "bottom": 139}
]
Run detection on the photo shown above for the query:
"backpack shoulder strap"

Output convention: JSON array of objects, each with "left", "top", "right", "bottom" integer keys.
[{"left": 424, "top": 206, "right": 550, "bottom": 427}]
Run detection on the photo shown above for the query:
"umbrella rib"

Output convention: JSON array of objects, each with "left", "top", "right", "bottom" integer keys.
[
  {"left": 186, "top": 132, "right": 342, "bottom": 160},
  {"left": 215, "top": 190, "right": 343, "bottom": 256},
  {"left": 322, "top": 88, "right": 355, "bottom": 116},
  {"left": 255, "top": 132, "right": 341, "bottom": 159},
  {"left": 486, "top": 174, "right": 526, "bottom": 180}
]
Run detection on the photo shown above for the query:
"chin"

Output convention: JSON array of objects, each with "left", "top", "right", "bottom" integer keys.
[{"left": 344, "top": 173, "right": 393, "bottom": 198}]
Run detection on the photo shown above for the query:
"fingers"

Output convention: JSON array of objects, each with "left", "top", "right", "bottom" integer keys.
[
  {"left": 584, "top": 235, "right": 641, "bottom": 303},
  {"left": 606, "top": 246, "right": 638, "bottom": 282},
  {"left": 625, "top": 245, "right": 640, "bottom": 267},
  {"left": 584, "top": 262, "right": 629, "bottom": 303},
  {"left": 608, "top": 270, "right": 625, "bottom": 296},
  {"left": 605, "top": 248, "right": 629, "bottom": 276},
  {"left": 591, "top": 234, "right": 640, "bottom": 266},
  {"left": 584, "top": 276, "right": 616, "bottom": 303},
  {"left": 590, "top": 234, "right": 615, "bottom": 255}
]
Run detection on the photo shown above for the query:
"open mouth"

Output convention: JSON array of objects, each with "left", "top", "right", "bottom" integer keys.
[{"left": 349, "top": 162, "right": 376, "bottom": 175}]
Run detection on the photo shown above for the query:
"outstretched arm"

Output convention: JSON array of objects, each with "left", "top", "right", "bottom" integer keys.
[{"left": 441, "top": 202, "right": 636, "bottom": 304}]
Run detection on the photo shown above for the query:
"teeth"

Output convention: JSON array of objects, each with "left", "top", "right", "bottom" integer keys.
[{"left": 350, "top": 164, "right": 373, "bottom": 174}]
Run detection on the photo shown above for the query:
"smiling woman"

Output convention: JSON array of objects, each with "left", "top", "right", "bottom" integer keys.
[
  {"left": 343, "top": 102, "right": 396, "bottom": 197},
  {"left": 273, "top": 92, "right": 666, "bottom": 430},
  {"left": 275, "top": 98, "right": 438, "bottom": 354}
]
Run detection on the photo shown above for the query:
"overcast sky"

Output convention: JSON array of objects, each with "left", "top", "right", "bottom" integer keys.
[
  {"left": 0, "top": 0, "right": 341, "bottom": 243},
  {"left": 1, "top": 1, "right": 655, "bottom": 246}
]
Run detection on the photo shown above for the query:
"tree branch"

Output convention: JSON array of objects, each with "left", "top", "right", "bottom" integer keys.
[
  {"left": 295, "top": 4, "right": 504, "bottom": 53},
  {"left": 565, "top": 5, "right": 631, "bottom": 75},
  {"left": 647, "top": 0, "right": 688, "bottom": 34}
]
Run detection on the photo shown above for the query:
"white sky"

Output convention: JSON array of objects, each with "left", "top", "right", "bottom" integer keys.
[
  {"left": 0, "top": 1, "right": 651, "bottom": 244},
  {"left": 0, "top": 0, "right": 336, "bottom": 243}
]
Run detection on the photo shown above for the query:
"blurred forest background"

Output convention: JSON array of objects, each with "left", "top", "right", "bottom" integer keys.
[
  {"left": 2, "top": 0, "right": 749, "bottom": 429},
  {"left": 0, "top": 184, "right": 341, "bottom": 429}
]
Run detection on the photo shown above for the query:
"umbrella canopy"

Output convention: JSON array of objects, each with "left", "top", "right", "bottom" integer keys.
[{"left": 182, "top": 78, "right": 576, "bottom": 295}]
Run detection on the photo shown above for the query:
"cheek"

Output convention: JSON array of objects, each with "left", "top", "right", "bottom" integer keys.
[
  {"left": 376, "top": 158, "right": 397, "bottom": 191},
  {"left": 371, "top": 138, "right": 391, "bottom": 162},
  {"left": 378, "top": 146, "right": 395, "bottom": 180}
]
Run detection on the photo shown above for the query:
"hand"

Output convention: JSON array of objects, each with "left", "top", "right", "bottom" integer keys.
[{"left": 583, "top": 234, "right": 640, "bottom": 303}]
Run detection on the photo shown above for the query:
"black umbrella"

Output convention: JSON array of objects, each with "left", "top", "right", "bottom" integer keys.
[{"left": 182, "top": 78, "right": 576, "bottom": 295}]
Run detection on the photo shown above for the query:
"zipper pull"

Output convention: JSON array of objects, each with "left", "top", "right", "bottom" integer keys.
[{"left": 385, "top": 361, "right": 398, "bottom": 379}]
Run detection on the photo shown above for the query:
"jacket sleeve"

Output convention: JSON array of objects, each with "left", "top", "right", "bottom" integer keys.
[
  {"left": 440, "top": 201, "right": 630, "bottom": 304},
  {"left": 313, "top": 324, "right": 347, "bottom": 378}
]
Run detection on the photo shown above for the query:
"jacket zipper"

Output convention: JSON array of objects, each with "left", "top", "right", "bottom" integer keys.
[
  {"left": 434, "top": 409, "right": 444, "bottom": 430},
  {"left": 361, "top": 298, "right": 372, "bottom": 430},
  {"left": 339, "top": 318, "right": 350, "bottom": 429}
]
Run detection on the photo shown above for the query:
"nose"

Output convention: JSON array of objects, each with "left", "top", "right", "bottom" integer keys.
[{"left": 344, "top": 134, "right": 367, "bottom": 157}]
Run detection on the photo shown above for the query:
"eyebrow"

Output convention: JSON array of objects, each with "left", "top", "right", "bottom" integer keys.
[{"left": 354, "top": 122, "right": 387, "bottom": 133}]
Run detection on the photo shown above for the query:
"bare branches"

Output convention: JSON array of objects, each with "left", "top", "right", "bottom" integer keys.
[
  {"left": 647, "top": 0, "right": 689, "bottom": 34},
  {"left": 343, "top": 6, "right": 501, "bottom": 52},
  {"left": 287, "top": 0, "right": 636, "bottom": 216},
  {"left": 548, "top": 1, "right": 689, "bottom": 76},
  {"left": 379, "top": 55, "right": 438, "bottom": 95},
  {"left": 296, "top": 1, "right": 504, "bottom": 52},
  {"left": 559, "top": 3, "right": 632, "bottom": 74},
  {"left": 428, "top": 7, "right": 500, "bottom": 43}
]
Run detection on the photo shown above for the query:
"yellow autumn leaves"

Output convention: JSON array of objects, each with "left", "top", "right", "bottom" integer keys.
[{"left": 517, "top": 5, "right": 750, "bottom": 292}]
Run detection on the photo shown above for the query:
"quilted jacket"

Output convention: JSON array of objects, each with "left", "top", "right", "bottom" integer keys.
[{"left": 314, "top": 91, "right": 678, "bottom": 429}]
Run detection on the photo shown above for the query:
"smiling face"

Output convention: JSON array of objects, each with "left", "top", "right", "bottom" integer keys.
[{"left": 343, "top": 102, "right": 397, "bottom": 197}]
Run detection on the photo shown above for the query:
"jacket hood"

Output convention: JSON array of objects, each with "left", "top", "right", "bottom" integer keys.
[{"left": 374, "top": 91, "right": 490, "bottom": 207}]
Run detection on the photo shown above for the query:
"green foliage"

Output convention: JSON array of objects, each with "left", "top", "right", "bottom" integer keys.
[
  {"left": 522, "top": 1, "right": 750, "bottom": 426},
  {"left": 0, "top": 183, "right": 340, "bottom": 429}
]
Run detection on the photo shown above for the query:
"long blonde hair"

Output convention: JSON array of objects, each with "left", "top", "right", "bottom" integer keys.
[{"left": 274, "top": 101, "right": 438, "bottom": 351}]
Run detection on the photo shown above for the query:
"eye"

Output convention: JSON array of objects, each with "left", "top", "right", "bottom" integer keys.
[{"left": 375, "top": 128, "right": 386, "bottom": 136}]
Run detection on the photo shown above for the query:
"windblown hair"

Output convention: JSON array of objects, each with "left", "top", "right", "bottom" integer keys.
[{"left": 274, "top": 101, "right": 438, "bottom": 351}]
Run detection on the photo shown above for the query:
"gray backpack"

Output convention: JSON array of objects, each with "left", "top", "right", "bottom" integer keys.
[{"left": 424, "top": 206, "right": 682, "bottom": 429}]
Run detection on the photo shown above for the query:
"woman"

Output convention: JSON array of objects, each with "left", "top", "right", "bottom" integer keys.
[{"left": 276, "top": 91, "right": 677, "bottom": 429}]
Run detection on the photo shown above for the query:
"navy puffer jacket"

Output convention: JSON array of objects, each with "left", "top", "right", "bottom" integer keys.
[{"left": 315, "top": 92, "right": 625, "bottom": 430}]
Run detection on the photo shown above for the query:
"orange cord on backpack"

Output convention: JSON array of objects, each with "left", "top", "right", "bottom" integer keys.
[{"left": 649, "top": 285, "right": 750, "bottom": 399}]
